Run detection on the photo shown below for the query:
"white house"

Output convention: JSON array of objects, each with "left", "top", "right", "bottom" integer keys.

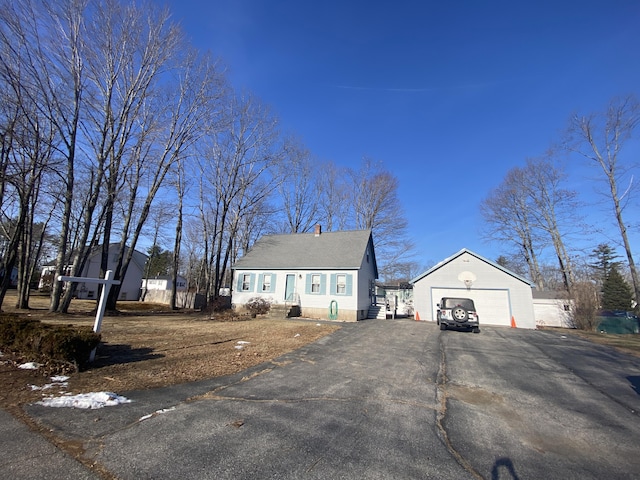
[
  {"left": 411, "top": 248, "right": 537, "bottom": 329},
  {"left": 40, "top": 244, "right": 148, "bottom": 301},
  {"left": 232, "top": 225, "right": 378, "bottom": 322},
  {"left": 142, "top": 275, "right": 187, "bottom": 291}
]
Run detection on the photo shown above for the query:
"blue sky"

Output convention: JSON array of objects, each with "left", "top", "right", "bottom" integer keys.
[{"left": 162, "top": 0, "right": 640, "bottom": 270}]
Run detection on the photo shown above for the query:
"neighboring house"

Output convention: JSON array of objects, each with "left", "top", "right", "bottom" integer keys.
[
  {"left": 411, "top": 248, "right": 537, "bottom": 329},
  {"left": 142, "top": 275, "right": 187, "bottom": 291},
  {"left": 532, "top": 290, "right": 574, "bottom": 328},
  {"left": 232, "top": 225, "right": 378, "bottom": 322},
  {"left": 40, "top": 244, "right": 148, "bottom": 301}
]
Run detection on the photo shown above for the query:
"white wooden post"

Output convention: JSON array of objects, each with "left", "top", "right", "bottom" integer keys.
[{"left": 57, "top": 269, "right": 121, "bottom": 362}]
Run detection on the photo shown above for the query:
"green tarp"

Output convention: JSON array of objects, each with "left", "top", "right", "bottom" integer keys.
[{"left": 596, "top": 316, "right": 640, "bottom": 334}]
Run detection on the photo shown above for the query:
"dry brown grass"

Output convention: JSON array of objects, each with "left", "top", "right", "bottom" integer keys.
[
  {"left": 0, "top": 292, "right": 339, "bottom": 411},
  {"left": 560, "top": 328, "right": 640, "bottom": 357}
]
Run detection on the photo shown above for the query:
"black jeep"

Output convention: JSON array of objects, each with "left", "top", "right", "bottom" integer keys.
[{"left": 437, "top": 297, "right": 480, "bottom": 333}]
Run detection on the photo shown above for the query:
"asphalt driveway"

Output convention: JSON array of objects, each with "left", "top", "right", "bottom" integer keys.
[{"left": 18, "top": 320, "right": 640, "bottom": 479}]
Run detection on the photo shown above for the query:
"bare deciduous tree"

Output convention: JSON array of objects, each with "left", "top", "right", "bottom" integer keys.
[
  {"left": 522, "top": 157, "right": 579, "bottom": 293},
  {"left": 196, "top": 94, "right": 279, "bottom": 303},
  {"left": 566, "top": 95, "right": 640, "bottom": 303},
  {"left": 480, "top": 167, "right": 545, "bottom": 289},
  {"left": 316, "top": 161, "right": 350, "bottom": 232},
  {"left": 348, "top": 158, "right": 414, "bottom": 281},
  {"left": 273, "top": 137, "right": 318, "bottom": 233}
]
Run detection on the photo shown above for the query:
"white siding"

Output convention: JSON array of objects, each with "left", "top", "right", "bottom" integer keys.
[
  {"left": 533, "top": 299, "right": 573, "bottom": 328},
  {"left": 232, "top": 268, "right": 364, "bottom": 320},
  {"left": 76, "top": 245, "right": 144, "bottom": 301}
]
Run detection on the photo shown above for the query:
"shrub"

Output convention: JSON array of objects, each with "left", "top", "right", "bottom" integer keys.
[
  {"left": 245, "top": 297, "right": 271, "bottom": 317},
  {"left": 0, "top": 316, "right": 100, "bottom": 371},
  {"left": 209, "top": 295, "right": 232, "bottom": 312},
  {"left": 569, "top": 282, "right": 600, "bottom": 331}
]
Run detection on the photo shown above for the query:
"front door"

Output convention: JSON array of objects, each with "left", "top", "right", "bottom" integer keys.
[{"left": 285, "top": 274, "right": 295, "bottom": 302}]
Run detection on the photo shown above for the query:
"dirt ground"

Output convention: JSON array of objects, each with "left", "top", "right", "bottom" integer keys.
[{"left": 0, "top": 293, "right": 339, "bottom": 415}]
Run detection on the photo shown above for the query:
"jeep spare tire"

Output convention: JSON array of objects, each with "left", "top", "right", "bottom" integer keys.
[{"left": 451, "top": 306, "right": 468, "bottom": 322}]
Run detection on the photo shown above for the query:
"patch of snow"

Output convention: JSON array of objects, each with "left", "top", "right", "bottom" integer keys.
[
  {"left": 294, "top": 333, "right": 300, "bottom": 337},
  {"left": 234, "top": 345, "right": 244, "bottom": 350},
  {"left": 36, "top": 392, "right": 131, "bottom": 409},
  {"left": 138, "top": 406, "right": 176, "bottom": 422},
  {"left": 30, "top": 382, "right": 68, "bottom": 391},
  {"left": 18, "top": 362, "right": 41, "bottom": 370},
  {"left": 237, "top": 341, "right": 251, "bottom": 345},
  {"left": 29, "top": 375, "right": 71, "bottom": 392}
]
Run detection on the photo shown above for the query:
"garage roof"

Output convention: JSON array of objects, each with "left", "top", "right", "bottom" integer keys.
[{"left": 410, "top": 248, "right": 535, "bottom": 286}]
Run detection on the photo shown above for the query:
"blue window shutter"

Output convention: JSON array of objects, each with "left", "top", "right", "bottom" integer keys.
[
  {"left": 258, "top": 273, "right": 264, "bottom": 291},
  {"left": 346, "top": 274, "right": 353, "bottom": 296},
  {"left": 249, "top": 273, "right": 255, "bottom": 292},
  {"left": 236, "top": 273, "right": 243, "bottom": 291},
  {"left": 320, "top": 274, "right": 326, "bottom": 295},
  {"left": 270, "top": 273, "right": 277, "bottom": 293},
  {"left": 330, "top": 274, "right": 336, "bottom": 294},
  {"left": 305, "top": 274, "right": 311, "bottom": 294}
]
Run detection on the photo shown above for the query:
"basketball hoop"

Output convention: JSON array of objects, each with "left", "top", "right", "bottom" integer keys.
[{"left": 458, "top": 271, "right": 476, "bottom": 290}]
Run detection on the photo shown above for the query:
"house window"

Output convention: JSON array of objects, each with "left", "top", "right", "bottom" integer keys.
[
  {"left": 242, "top": 274, "right": 251, "bottom": 291},
  {"left": 311, "top": 274, "right": 321, "bottom": 293},
  {"left": 261, "top": 274, "right": 271, "bottom": 292},
  {"left": 331, "top": 273, "right": 352, "bottom": 296}
]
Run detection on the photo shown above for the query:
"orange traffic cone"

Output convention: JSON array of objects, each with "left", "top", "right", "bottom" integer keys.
[
  {"left": 511, "top": 316, "right": 517, "bottom": 328},
  {"left": 415, "top": 311, "right": 421, "bottom": 321}
]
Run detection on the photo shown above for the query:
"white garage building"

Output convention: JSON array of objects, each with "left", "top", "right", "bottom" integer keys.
[{"left": 411, "top": 249, "right": 536, "bottom": 329}]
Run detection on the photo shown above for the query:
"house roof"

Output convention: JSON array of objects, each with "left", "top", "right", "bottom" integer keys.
[
  {"left": 532, "top": 290, "right": 569, "bottom": 299},
  {"left": 410, "top": 248, "right": 535, "bottom": 287},
  {"left": 233, "top": 229, "right": 378, "bottom": 276}
]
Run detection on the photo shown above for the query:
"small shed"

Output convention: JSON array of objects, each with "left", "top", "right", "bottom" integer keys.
[
  {"left": 411, "top": 248, "right": 536, "bottom": 329},
  {"left": 142, "top": 275, "right": 187, "bottom": 291},
  {"left": 532, "top": 290, "right": 573, "bottom": 328}
]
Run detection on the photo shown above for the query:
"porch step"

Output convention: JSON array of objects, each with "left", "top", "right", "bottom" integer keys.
[
  {"left": 265, "top": 304, "right": 300, "bottom": 319},
  {"left": 367, "top": 305, "right": 387, "bottom": 320}
]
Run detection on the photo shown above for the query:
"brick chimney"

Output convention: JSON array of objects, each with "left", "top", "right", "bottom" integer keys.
[{"left": 314, "top": 224, "right": 322, "bottom": 236}]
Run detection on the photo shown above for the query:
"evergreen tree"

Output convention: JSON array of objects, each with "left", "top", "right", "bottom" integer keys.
[
  {"left": 145, "top": 245, "right": 173, "bottom": 277},
  {"left": 590, "top": 243, "right": 621, "bottom": 286},
  {"left": 601, "top": 267, "right": 633, "bottom": 311}
]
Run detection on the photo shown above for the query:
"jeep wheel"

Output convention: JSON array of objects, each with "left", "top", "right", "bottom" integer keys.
[
  {"left": 440, "top": 322, "right": 447, "bottom": 331},
  {"left": 472, "top": 327, "right": 480, "bottom": 334},
  {"left": 451, "top": 306, "right": 468, "bottom": 321}
]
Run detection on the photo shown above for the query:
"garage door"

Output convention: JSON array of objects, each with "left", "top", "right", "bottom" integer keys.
[{"left": 431, "top": 288, "right": 511, "bottom": 326}]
